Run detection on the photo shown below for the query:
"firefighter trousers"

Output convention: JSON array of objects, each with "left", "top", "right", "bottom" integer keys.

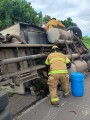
[{"left": 47, "top": 73, "right": 69, "bottom": 99}]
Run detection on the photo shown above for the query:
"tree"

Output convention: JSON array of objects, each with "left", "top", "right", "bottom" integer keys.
[
  {"left": 43, "top": 15, "right": 51, "bottom": 24},
  {"left": 0, "top": 0, "right": 13, "bottom": 29},
  {"left": 37, "top": 11, "right": 43, "bottom": 26},
  {"left": 0, "top": 0, "right": 40, "bottom": 30},
  {"left": 60, "top": 17, "right": 77, "bottom": 28},
  {"left": 0, "top": 0, "right": 77, "bottom": 31}
]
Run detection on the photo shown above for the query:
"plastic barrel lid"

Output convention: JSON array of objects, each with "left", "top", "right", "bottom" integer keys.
[{"left": 71, "top": 72, "right": 85, "bottom": 78}]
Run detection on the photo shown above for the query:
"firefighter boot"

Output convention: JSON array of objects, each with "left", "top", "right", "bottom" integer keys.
[
  {"left": 50, "top": 97, "right": 60, "bottom": 106},
  {"left": 63, "top": 90, "right": 70, "bottom": 98}
]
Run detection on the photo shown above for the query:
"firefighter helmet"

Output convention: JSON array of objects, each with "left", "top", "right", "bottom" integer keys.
[{"left": 52, "top": 45, "right": 58, "bottom": 50}]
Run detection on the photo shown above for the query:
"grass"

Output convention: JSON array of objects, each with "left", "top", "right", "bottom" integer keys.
[{"left": 82, "top": 37, "right": 90, "bottom": 50}]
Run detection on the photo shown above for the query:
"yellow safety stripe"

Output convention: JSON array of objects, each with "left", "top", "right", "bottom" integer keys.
[
  {"left": 45, "top": 58, "right": 49, "bottom": 65},
  {"left": 64, "top": 91, "right": 70, "bottom": 96},
  {"left": 66, "top": 57, "right": 70, "bottom": 63},
  {"left": 45, "top": 57, "right": 70, "bottom": 65},
  {"left": 48, "top": 70, "right": 68, "bottom": 75},
  {"left": 51, "top": 97, "right": 59, "bottom": 102},
  {"left": 50, "top": 58, "right": 65, "bottom": 64}
]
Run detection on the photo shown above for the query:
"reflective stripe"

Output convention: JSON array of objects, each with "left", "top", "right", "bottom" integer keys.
[
  {"left": 49, "top": 70, "right": 68, "bottom": 75},
  {"left": 51, "top": 97, "right": 59, "bottom": 103},
  {"left": 45, "top": 58, "right": 49, "bottom": 65},
  {"left": 64, "top": 92, "right": 69, "bottom": 96},
  {"left": 45, "top": 56, "right": 70, "bottom": 65},
  {"left": 66, "top": 57, "right": 70, "bottom": 63},
  {"left": 50, "top": 58, "right": 65, "bottom": 64}
]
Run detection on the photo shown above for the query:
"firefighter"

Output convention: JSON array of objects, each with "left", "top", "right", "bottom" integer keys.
[
  {"left": 45, "top": 45, "right": 71, "bottom": 105},
  {"left": 45, "top": 18, "right": 65, "bottom": 31}
]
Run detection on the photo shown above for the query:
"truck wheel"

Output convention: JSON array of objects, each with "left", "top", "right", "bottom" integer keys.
[
  {"left": 67, "top": 26, "right": 82, "bottom": 39},
  {"left": 0, "top": 109, "right": 12, "bottom": 120},
  {"left": 0, "top": 91, "right": 9, "bottom": 112},
  {"left": 82, "top": 53, "right": 90, "bottom": 61}
]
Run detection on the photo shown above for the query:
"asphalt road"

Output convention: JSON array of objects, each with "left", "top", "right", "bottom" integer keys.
[{"left": 16, "top": 74, "right": 90, "bottom": 120}]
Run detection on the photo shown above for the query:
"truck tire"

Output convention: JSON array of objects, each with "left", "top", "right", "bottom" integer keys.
[
  {"left": 0, "top": 109, "right": 12, "bottom": 120},
  {"left": 67, "top": 26, "right": 82, "bottom": 39},
  {"left": 82, "top": 53, "right": 90, "bottom": 61},
  {"left": 0, "top": 91, "right": 9, "bottom": 112}
]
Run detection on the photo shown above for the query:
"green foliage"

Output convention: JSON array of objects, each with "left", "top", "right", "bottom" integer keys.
[
  {"left": 43, "top": 15, "right": 51, "bottom": 24},
  {"left": 37, "top": 11, "right": 43, "bottom": 26},
  {"left": 0, "top": 0, "right": 40, "bottom": 30},
  {"left": 61, "top": 17, "right": 77, "bottom": 28},
  {"left": 0, "top": 0, "right": 13, "bottom": 29},
  {"left": 82, "top": 36, "right": 90, "bottom": 50},
  {"left": 0, "top": 0, "right": 78, "bottom": 31}
]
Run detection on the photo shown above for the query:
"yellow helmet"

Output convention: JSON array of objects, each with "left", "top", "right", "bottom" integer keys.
[{"left": 52, "top": 45, "right": 58, "bottom": 50}]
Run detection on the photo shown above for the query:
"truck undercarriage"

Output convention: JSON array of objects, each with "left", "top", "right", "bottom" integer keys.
[{"left": 0, "top": 22, "right": 90, "bottom": 95}]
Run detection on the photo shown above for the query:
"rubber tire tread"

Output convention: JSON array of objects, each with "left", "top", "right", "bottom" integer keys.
[
  {"left": 67, "top": 26, "right": 82, "bottom": 39},
  {"left": 0, "top": 109, "right": 12, "bottom": 120},
  {"left": 82, "top": 53, "right": 90, "bottom": 61},
  {"left": 0, "top": 91, "right": 9, "bottom": 112}
]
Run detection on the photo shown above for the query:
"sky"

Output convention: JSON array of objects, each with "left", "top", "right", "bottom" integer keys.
[{"left": 27, "top": 0, "right": 90, "bottom": 37}]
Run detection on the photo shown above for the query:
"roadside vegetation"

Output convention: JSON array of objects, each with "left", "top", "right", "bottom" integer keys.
[
  {"left": 0, "top": 0, "right": 77, "bottom": 30},
  {"left": 82, "top": 36, "right": 90, "bottom": 50}
]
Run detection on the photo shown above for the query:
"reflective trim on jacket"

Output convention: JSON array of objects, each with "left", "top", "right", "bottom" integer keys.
[
  {"left": 45, "top": 52, "right": 70, "bottom": 75},
  {"left": 45, "top": 57, "right": 70, "bottom": 65},
  {"left": 48, "top": 69, "right": 68, "bottom": 75}
]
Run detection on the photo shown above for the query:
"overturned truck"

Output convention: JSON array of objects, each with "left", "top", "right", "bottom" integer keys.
[{"left": 0, "top": 23, "right": 90, "bottom": 95}]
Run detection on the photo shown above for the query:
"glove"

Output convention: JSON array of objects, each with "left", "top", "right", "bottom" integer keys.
[
  {"left": 66, "top": 62, "right": 71, "bottom": 69},
  {"left": 45, "top": 65, "right": 50, "bottom": 76}
]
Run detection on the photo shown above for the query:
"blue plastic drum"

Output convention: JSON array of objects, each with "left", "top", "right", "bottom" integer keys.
[{"left": 70, "top": 72, "right": 85, "bottom": 97}]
